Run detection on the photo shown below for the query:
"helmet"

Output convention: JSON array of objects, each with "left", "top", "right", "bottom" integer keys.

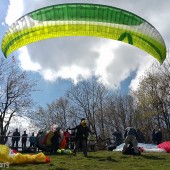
[{"left": 81, "top": 120, "right": 87, "bottom": 127}]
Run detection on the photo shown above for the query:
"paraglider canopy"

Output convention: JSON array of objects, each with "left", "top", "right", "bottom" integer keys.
[{"left": 1, "top": 3, "right": 166, "bottom": 63}]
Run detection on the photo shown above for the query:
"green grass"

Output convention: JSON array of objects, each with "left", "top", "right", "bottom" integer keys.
[{"left": 4, "top": 151, "right": 170, "bottom": 170}]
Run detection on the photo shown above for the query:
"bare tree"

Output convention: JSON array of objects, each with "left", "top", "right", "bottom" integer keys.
[
  {"left": 131, "top": 56, "right": 170, "bottom": 141},
  {"left": 0, "top": 58, "right": 37, "bottom": 143},
  {"left": 29, "top": 106, "right": 51, "bottom": 130},
  {"left": 29, "top": 97, "right": 70, "bottom": 130},
  {"left": 47, "top": 97, "right": 69, "bottom": 129},
  {"left": 105, "top": 93, "right": 135, "bottom": 132},
  {"left": 66, "top": 77, "right": 110, "bottom": 138},
  {"left": 28, "top": 55, "right": 170, "bottom": 142}
]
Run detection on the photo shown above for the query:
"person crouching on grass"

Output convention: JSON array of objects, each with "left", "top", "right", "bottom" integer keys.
[{"left": 122, "top": 127, "right": 141, "bottom": 155}]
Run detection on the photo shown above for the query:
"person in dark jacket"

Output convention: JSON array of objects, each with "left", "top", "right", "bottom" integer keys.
[
  {"left": 22, "top": 131, "right": 28, "bottom": 150},
  {"left": 12, "top": 128, "right": 20, "bottom": 150},
  {"left": 122, "top": 127, "right": 139, "bottom": 154},
  {"left": 69, "top": 118, "right": 93, "bottom": 157},
  {"left": 152, "top": 129, "right": 157, "bottom": 144},
  {"left": 50, "top": 127, "right": 63, "bottom": 154},
  {"left": 136, "top": 129, "right": 145, "bottom": 143},
  {"left": 112, "top": 128, "right": 123, "bottom": 146},
  {"left": 155, "top": 128, "right": 162, "bottom": 144}
]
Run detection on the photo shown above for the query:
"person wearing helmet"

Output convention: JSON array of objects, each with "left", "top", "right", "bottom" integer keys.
[{"left": 69, "top": 118, "right": 93, "bottom": 157}]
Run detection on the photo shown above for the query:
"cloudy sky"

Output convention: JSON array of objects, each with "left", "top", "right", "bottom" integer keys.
[{"left": 0, "top": 0, "right": 170, "bottom": 106}]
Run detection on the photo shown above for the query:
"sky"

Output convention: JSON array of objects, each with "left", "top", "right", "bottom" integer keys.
[{"left": 0, "top": 0, "right": 170, "bottom": 107}]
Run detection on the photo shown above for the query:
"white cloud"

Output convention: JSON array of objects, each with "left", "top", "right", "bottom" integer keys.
[
  {"left": 19, "top": 47, "right": 41, "bottom": 71},
  {"left": 56, "top": 65, "right": 92, "bottom": 84},
  {"left": 5, "top": 0, "right": 24, "bottom": 25},
  {"left": 94, "top": 40, "right": 117, "bottom": 86},
  {"left": 4, "top": 0, "right": 170, "bottom": 91},
  {"left": 7, "top": 115, "right": 36, "bottom": 134},
  {"left": 129, "top": 58, "right": 155, "bottom": 91}
]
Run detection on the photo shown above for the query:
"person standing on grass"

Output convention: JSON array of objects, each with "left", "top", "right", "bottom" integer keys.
[
  {"left": 50, "top": 127, "right": 63, "bottom": 154},
  {"left": 152, "top": 129, "right": 157, "bottom": 144},
  {"left": 136, "top": 129, "right": 145, "bottom": 143},
  {"left": 88, "top": 133, "right": 96, "bottom": 151},
  {"left": 64, "top": 129, "right": 71, "bottom": 149},
  {"left": 29, "top": 132, "right": 36, "bottom": 151},
  {"left": 155, "top": 128, "right": 162, "bottom": 144},
  {"left": 69, "top": 118, "right": 93, "bottom": 157},
  {"left": 22, "top": 131, "right": 28, "bottom": 150},
  {"left": 112, "top": 128, "right": 123, "bottom": 146},
  {"left": 12, "top": 128, "right": 20, "bottom": 150},
  {"left": 70, "top": 130, "right": 76, "bottom": 150}
]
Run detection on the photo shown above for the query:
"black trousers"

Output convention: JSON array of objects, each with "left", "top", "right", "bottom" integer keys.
[
  {"left": 73, "top": 138, "right": 88, "bottom": 156},
  {"left": 22, "top": 141, "right": 27, "bottom": 148},
  {"left": 12, "top": 139, "right": 19, "bottom": 149}
]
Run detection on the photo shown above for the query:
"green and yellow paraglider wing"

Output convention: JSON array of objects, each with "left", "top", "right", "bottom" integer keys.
[{"left": 1, "top": 3, "right": 166, "bottom": 63}]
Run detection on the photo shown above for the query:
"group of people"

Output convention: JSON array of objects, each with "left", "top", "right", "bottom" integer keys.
[
  {"left": 112, "top": 128, "right": 145, "bottom": 147},
  {"left": 6, "top": 118, "right": 95, "bottom": 157},
  {"left": 112, "top": 127, "right": 163, "bottom": 155},
  {"left": 7, "top": 120, "right": 164, "bottom": 157},
  {"left": 11, "top": 128, "right": 36, "bottom": 151},
  {"left": 54, "top": 120, "right": 163, "bottom": 157},
  {"left": 65, "top": 120, "right": 159, "bottom": 157},
  {"left": 27, "top": 118, "right": 94, "bottom": 157}
]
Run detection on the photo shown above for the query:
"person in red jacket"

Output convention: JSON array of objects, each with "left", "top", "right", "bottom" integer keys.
[
  {"left": 64, "top": 129, "right": 71, "bottom": 149},
  {"left": 69, "top": 118, "right": 93, "bottom": 157}
]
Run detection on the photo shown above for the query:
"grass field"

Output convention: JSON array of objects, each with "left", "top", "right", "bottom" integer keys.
[{"left": 4, "top": 151, "right": 170, "bottom": 170}]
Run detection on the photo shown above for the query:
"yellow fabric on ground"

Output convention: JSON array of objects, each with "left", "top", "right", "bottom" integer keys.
[
  {"left": 0, "top": 144, "right": 10, "bottom": 162},
  {"left": 0, "top": 145, "right": 47, "bottom": 164}
]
